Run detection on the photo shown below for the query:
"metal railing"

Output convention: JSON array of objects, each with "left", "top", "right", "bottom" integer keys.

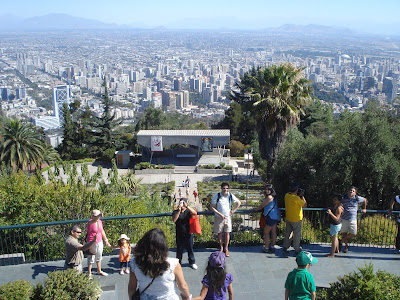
[{"left": 0, "top": 209, "right": 398, "bottom": 266}]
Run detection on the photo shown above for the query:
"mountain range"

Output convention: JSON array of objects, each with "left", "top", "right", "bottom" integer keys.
[{"left": 0, "top": 13, "right": 396, "bottom": 37}]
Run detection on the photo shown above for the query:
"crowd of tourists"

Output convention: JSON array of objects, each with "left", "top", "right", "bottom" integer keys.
[{"left": 64, "top": 181, "right": 400, "bottom": 300}]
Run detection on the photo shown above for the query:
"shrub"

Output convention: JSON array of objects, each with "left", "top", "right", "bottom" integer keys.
[
  {"left": 225, "top": 165, "right": 233, "bottom": 170},
  {"left": 35, "top": 269, "right": 102, "bottom": 300},
  {"left": 219, "top": 162, "right": 226, "bottom": 168},
  {"left": 229, "top": 139, "right": 246, "bottom": 157},
  {"left": 0, "top": 280, "right": 33, "bottom": 300},
  {"left": 99, "top": 148, "right": 116, "bottom": 162},
  {"left": 355, "top": 214, "right": 397, "bottom": 246},
  {"left": 319, "top": 263, "right": 400, "bottom": 300}
]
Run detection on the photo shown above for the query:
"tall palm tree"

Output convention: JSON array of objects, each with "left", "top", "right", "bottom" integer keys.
[
  {"left": 0, "top": 119, "right": 45, "bottom": 171},
  {"left": 230, "top": 63, "right": 313, "bottom": 179}
]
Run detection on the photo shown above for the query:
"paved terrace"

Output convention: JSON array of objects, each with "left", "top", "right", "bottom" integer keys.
[{"left": 1, "top": 244, "right": 399, "bottom": 300}]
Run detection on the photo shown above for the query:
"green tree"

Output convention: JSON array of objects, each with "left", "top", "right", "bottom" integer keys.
[
  {"left": 0, "top": 119, "right": 45, "bottom": 170},
  {"left": 90, "top": 78, "right": 122, "bottom": 161},
  {"left": 230, "top": 63, "right": 313, "bottom": 179}
]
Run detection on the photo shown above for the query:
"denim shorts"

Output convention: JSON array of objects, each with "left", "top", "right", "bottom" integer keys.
[
  {"left": 266, "top": 217, "right": 279, "bottom": 227},
  {"left": 330, "top": 223, "right": 342, "bottom": 236}
]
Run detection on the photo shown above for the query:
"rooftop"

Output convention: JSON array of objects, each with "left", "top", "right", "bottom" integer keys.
[{"left": 1, "top": 244, "right": 399, "bottom": 300}]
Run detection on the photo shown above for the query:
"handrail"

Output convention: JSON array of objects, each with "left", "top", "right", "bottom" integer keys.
[{"left": 0, "top": 208, "right": 398, "bottom": 230}]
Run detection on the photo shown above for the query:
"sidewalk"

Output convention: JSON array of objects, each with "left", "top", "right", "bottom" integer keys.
[{"left": 1, "top": 244, "right": 399, "bottom": 300}]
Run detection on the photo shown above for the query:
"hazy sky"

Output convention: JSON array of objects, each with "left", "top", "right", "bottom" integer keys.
[{"left": 2, "top": 0, "right": 400, "bottom": 33}]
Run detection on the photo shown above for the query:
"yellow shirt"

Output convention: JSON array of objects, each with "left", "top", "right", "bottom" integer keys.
[{"left": 284, "top": 193, "right": 305, "bottom": 222}]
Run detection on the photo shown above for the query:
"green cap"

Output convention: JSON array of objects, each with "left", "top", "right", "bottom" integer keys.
[{"left": 296, "top": 251, "right": 318, "bottom": 265}]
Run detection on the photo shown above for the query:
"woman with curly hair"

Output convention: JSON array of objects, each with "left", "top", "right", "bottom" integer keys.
[{"left": 128, "top": 228, "right": 191, "bottom": 300}]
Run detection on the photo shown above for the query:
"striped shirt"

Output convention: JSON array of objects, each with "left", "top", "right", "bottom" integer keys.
[{"left": 341, "top": 195, "right": 366, "bottom": 221}]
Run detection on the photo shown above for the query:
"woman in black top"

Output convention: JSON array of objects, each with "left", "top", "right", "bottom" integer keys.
[{"left": 325, "top": 194, "right": 344, "bottom": 257}]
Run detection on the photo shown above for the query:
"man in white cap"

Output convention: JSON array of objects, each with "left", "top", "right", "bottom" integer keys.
[{"left": 87, "top": 209, "right": 111, "bottom": 277}]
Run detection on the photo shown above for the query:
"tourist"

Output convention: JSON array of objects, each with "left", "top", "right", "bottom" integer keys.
[
  {"left": 128, "top": 228, "right": 191, "bottom": 300},
  {"left": 64, "top": 225, "right": 97, "bottom": 272},
  {"left": 255, "top": 184, "right": 281, "bottom": 253},
  {"left": 388, "top": 195, "right": 400, "bottom": 254},
  {"left": 186, "top": 176, "right": 190, "bottom": 187},
  {"left": 285, "top": 251, "right": 317, "bottom": 300},
  {"left": 211, "top": 182, "right": 241, "bottom": 257},
  {"left": 172, "top": 198, "right": 198, "bottom": 269},
  {"left": 325, "top": 194, "right": 344, "bottom": 257},
  {"left": 282, "top": 182, "right": 307, "bottom": 255},
  {"left": 340, "top": 186, "right": 367, "bottom": 253},
  {"left": 114, "top": 234, "right": 131, "bottom": 275},
  {"left": 192, "top": 251, "right": 233, "bottom": 300},
  {"left": 193, "top": 188, "right": 198, "bottom": 201},
  {"left": 87, "top": 209, "right": 111, "bottom": 277}
]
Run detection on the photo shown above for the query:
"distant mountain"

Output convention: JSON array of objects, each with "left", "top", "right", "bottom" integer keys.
[
  {"left": 0, "top": 13, "right": 122, "bottom": 31},
  {"left": 267, "top": 24, "right": 356, "bottom": 36}
]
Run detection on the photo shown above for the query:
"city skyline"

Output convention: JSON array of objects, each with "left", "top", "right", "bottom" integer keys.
[{"left": 1, "top": 0, "right": 400, "bottom": 35}]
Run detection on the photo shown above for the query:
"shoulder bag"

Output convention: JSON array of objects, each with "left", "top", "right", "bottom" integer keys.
[
  {"left": 132, "top": 277, "right": 155, "bottom": 300},
  {"left": 259, "top": 199, "right": 277, "bottom": 229}
]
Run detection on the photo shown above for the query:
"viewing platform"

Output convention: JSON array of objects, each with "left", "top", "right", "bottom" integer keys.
[{"left": 1, "top": 244, "right": 399, "bottom": 300}]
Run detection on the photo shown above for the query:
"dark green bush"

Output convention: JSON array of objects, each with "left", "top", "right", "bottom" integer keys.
[
  {"left": 0, "top": 280, "right": 33, "bottom": 300},
  {"left": 36, "top": 269, "right": 101, "bottom": 300},
  {"left": 319, "top": 263, "right": 400, "bottom": 300}
]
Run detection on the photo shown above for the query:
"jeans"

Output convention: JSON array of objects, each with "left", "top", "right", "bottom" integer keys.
[{"left": 176, "top": 234, "right": 195, "bottom": 265}]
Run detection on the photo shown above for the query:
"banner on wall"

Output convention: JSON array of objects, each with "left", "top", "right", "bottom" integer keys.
[
  {"left": 201, "top": 137, "right": 213, "bottom": 152},
  {"left": 151, "top": 136, "right": 163, "bottom": 152}
]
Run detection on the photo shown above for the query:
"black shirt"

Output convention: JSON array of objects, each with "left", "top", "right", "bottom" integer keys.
[{"left": 174, "top": 208, "right": 191, "bottom": 238}]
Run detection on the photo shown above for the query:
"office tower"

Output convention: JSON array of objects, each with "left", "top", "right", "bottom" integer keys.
[
  {"left": 157, "top": 81, "right": 165, "bottom": 92},
  {"left": 382, "top": 77, "right": 398, "bottom": 103},
  {"left": 173, "top": 79, "right": 182, "bottom": 91},
  {"left": 143, "top": 87, "right": 152, "bottom": 100},
  {"left": 53, "top": 85, "right": 71, "bottom": 120},
  {"left": 183, "top": 90, "right": 190, "bottom": 108},
  {"left": 194, "top": 79, "right": 202, "bottom": 93},
  {"left": 176, "top": 92, "right": 183, "bottom": 109},
  {"left": 16, "top": 87, "right": 26, "bottom": 99},
  {"left": 1, "top": 88, "right": 10, "bottom": 100},
  {"left": 162, "top": 92, "right": 176, "bottom": 111},
  {"left": 152, "top": 92, "right": 162, "bottom": 108}
]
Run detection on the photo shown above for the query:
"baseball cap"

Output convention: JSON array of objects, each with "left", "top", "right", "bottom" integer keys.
[
  {"left": 296, "top": 251, "right": 318, "bottom": 265},
  {"left": 208, "top": 251, "right": 226, "bottom": 268},
  {"left": 92, "top": 209, "right": 101, "bottom": 217}
]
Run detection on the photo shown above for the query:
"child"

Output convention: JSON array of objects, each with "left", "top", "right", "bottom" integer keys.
[
  {"left": 116, "top": 234, "right": 131, "bottom": 275},
  {"left": 285, "top": 251, "right": 317, "bottom": 300},
  {"left": 193, "top": 251, "right": 233, "bottom": 300}
]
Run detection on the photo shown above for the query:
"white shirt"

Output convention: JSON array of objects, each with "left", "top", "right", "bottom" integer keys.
[
  {"left": 211, "top": 192, "right": 239, "bottom": 217},
  {"left": 130, "top": 257, "right": 180, "bottom": 300}
]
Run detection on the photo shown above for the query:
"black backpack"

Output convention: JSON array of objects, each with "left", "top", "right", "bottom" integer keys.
[{"left": 216, "top": 192, "right": 233, "bottom": 207}]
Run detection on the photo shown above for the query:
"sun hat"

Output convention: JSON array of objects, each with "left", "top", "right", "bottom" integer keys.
[
  {"left": 118, "top": 234, "right": 130, "bottom": 241},
  {"left": 92, "top": 209, "right": 101, "bottom": 217},
  {"left": 296, "top": 251, "right": 318, "bottom": 265},
  {"left": 208, "top": 251, "right": 226, "bottom": 268}
]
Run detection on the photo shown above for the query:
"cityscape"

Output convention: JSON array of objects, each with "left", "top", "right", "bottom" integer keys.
[{"left": 1, "top": 26, "right": 399, "bottom": 147}]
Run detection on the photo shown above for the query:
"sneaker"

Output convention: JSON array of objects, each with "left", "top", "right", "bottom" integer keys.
[
  {"left": 190, "top": 264, "right": 198, "bottom": 270},
  {"left": 269, "top": 246, "right": 275, "bottom": 253},
  {"left": 343, "top": 246, "right": 349, "bottom": 253},
  {"left": 120, "top": 270, "right": 124, "bottom": 275},
  {"left": 98, "top": 271, "right": 108, "bottom": 276},
  {"left": 125, "top": 269, "right": 130, "bottom": 274},
  {"left": 262, "top": 245, "right": 269, "bottom": 253}
]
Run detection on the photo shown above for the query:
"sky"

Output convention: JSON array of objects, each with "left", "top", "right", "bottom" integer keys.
[{"left": 2, "top": 0, "right": 400, "bottom": 34}]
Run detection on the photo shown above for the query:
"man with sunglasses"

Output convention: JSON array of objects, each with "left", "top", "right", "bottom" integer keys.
[
  {"left": 211, "top": 182, "right": 241, "bottom": 257},
  {"left": 65, "top": 225, "right": 97, "bottom": 272}
]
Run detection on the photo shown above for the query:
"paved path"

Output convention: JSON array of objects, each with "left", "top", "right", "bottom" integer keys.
[{"left": 1, "top": 244, "right": 399, "bottom": 299}]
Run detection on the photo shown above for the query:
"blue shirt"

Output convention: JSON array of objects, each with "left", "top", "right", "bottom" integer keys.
[{"left": 263, "top": 198, "right": 281, "bottom": 221}]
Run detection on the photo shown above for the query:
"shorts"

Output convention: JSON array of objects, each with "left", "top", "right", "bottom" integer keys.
[
  {"left": 87, "top": 241, "right": 103, "bottom": 264},
  {"left": 120, "top": 261, "right": 128, "bottom": 268},
  {"left": 330, "top": 223, "right": 342, "bottom": 236},
  {"left": 213, "top": 215, "right": 232, "bottom": 233},
  {"left": 266, "top": 217, "right": 279, "bottom": 227},
  {"left": 340, "top": 219, "right": 357, "bottom": 235}
]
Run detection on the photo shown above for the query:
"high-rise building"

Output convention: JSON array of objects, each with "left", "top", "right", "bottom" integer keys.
[
  {"left": 16, "top": 87, "right": 26, "bottom": 99},
  {"left": 173, "top": 79, "right": 182, "bottom": 91},
  {"left": 382, "top": 77, "right": 398, "bottom": 103},
  {"left": 53, "top": 85, "right": 71, "bottom": 121}
]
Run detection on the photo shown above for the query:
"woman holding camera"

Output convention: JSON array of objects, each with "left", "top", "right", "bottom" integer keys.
[
  {"left": 172, "top": 198, "right": 198, "bottom": 270},
  {"left": 256, "top": 184, "right": 281, "bottom": 253}
]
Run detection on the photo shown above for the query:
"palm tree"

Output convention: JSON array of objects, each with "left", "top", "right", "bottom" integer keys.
[
  {"left": 0, "top": 119, "right": 45, "bottom": 171},
  {"left": 230, "top": 63, "right": 313, "bottom": 179}
]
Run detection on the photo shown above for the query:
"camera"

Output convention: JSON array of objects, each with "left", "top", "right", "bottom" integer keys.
[
  {"left": 179, "top": 201, "right": 184, "bottom": 206},
  {"left": 297, "top": 188, "right": 305, "bottom": 197}
]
